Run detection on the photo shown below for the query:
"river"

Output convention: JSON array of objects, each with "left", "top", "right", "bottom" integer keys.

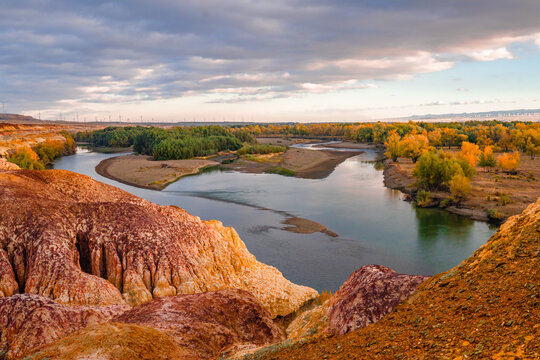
[{"left": 53, "top": 146, "right": 496, "bottom": 292}]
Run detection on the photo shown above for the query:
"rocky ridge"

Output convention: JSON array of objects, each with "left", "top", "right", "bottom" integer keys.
[
  {"left": 23, "top": 289, "right": 284, "bottom": 360},
  {"left": 0, "top": 169, "right": 316, "bottom": 318}
]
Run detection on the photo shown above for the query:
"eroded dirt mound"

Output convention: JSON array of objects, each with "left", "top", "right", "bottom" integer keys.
[
  {"left": 0, "top": 169, "right": 316, "bottom": 317},
  {"left": 240, "top": 198, "right": 540, "bottom": 359},
  {"left": 113, "top": 289, "right": 285, "bottom": 359},
  {"left": 0, "top": 294, "right": 128, "bottom": 359},
  {"left": 26, "top": 290, "right": 284, "bottom": 360}
]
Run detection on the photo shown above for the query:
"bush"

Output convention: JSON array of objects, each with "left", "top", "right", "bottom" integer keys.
[
  {"left": 497, "top": 152, "right": 520, "bottom": 172},
  {"left": 498, "top": 194, "right": 511, "bottom": 206},
  {"left": 413, "top": 151, "right": 474, "bottom": 190},
  {"left": 478, "top": 145, "right": 496, "bottom": 170},
  {"left": 237, "top": 144, "right": 286, "bottom": 155},
  {"left": 416, "top": 190, "right": 432, "bottom": 207},
  {"left": 448, "top": 174, "right": 472, "bottom": 203},
  {"left": 7, "top": 147, "right": 44, "bottom": 170},
  {"left": 265, "top": 167, "right": 295, "bottom": 176},
  {"left": 487, "top": 208, "right": 505, "bottom": 223}
]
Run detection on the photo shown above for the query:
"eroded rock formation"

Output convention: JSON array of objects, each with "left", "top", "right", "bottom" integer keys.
[
  {"left": 327, "top": 264, "right": 429, "bottom": 334},
  {"left": 286, "top": 265, "right": 428, "bottom": 338},
  {"left": 26, "top": 289, "right": 285, "bottom": 360},
  {"left": 0, "top": 294, "right": 128, "bottom": 359},
  {"left": 0, "top": 169, "right": 316, "bottom": 317},
  {"left": 0, "top": 158, "right": 19, "bottom": 170}
]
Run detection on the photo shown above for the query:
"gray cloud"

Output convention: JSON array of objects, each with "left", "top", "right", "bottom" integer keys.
[{"left": 1, "top": 0, "right": 540, "bottom": 112}]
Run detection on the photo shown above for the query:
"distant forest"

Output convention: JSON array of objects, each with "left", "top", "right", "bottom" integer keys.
[{"left": 76, "top": 120, "right": 539, "bottom": 161}]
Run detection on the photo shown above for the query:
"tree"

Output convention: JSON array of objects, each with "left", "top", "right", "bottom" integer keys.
[
  {"left": 478, "top": 145, "right": 496, "bottom": 171},
  {"left": 413, "top": 151, "right": 474, "bottom": 190},
  {"left": 384, "top": 131, "right": 402, "bottom": 161},
  {"left": 497, "top": 152, "right": 520, "bottom": 172},
  {"left": 401, "top": 134, "right": 429, "bottom": 163},
  {"left": 458, "top": 141, "right": 481, "bottom": 167},
  {"left": 449, "top": 174, "right": 472, "bottom": 203}
]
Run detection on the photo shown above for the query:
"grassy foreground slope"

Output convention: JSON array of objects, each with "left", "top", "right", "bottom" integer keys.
[{"left": 239, "top": 198, "right": 540, "bottom": 359}]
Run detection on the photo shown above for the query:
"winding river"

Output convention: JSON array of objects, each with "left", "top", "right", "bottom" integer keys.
[{"left": 54, "top": 146, "right": 496, "bottom": 292}]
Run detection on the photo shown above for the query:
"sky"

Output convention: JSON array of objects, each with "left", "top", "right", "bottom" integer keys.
[{"left": 1, "top": 0, "right": 540, "bottom": 123}]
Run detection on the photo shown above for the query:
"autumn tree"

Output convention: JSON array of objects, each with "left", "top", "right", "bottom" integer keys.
[
  {"left": 384, "top": 130, "right": 402, "bottom": 161},
  {"left": 448, "top": 174, "right": 472, "bottom": 203},
  {"left": 401, "top": 133, "right": 429, "bottom": 163},
  {"left": 478, "top": 145, "right": 496, "bottom": 171},
  {"left": 7, "top": 147, "right": 44, "bottom": 170},
  {"left": 458, "top": 141, "right": 481, "bottom": 167},
  {"left": 497, "top": 152, "right": 520, "bottom": 172}
]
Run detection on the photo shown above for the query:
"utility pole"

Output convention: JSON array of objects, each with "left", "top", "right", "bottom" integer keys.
[{"left": 0, "top": 101, "right": 5, "bottom": 119}]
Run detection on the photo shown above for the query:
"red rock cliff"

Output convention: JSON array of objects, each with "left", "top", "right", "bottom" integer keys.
[{"left": 0, "top": 169, "right": 316, "bottom": 317}]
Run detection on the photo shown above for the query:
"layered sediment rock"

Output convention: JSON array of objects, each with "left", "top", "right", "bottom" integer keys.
[
  {"left": 286, "top": 265, "right": 428, "bottom": 338},
  {"left": 327, "top": 265, "right": 428, "bottom": 334},
  {"left": 0, "top": 294, "right": 128, "bottom": 359},
  {"left": 0, "top": 169, "right": 316, "bottom": 317},
  {"left": 28, "top": 289, "right": 285, "bottom": 360}
]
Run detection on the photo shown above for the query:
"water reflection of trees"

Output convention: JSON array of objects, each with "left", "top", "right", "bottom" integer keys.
[{"left": 415, "top": 207, "right": 473, "bottom": 243}]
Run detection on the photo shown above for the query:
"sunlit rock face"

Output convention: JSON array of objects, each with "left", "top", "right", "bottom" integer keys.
[
  {"left": 287, "top": 265, "right": 428, "bottom": 338},
  {"left": 26, "top": 289, "right": 285, "bottom": 360},
  {"left": 0, "top": 294, "right": 128, "bottom": 359},
  {"left": 327, "top": 265, "right": 429, "bottom": 335},
  {"left": 0, "top": 169, "right": 316, "bottom": 317},
  {"left": 0, "top": 158, "right": 19, "bottom": 170}
]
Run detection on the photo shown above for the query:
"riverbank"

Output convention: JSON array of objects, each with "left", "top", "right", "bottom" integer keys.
[
  {"left": 96, "top": 154, "right": 219, "bottom": 190},
  {"left": 221, "top": 147, "right": 360, "bottom": 179},
  {"left": 383, "top": 155, "right": 540, "bottom": 223}
]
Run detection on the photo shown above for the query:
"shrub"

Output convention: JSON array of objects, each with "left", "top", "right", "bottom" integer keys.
[
  {"left": 440, "top": 198, "right": 452, "bottom": 208},
  {"left": 265, "top": 167, "right": 295, "bottom": 176},
  {"left": 497, "top": 152, "right": 520, "bottom": 172},
  {"left": 416, "top": 190, "right": 432, "bottom": 207},
  {"left": 7, "top": 147, "right": 44, "bottom": 170},
  {"left": 448, "top": 174, "right": 472, "bottom": 203},
  {"left": 315, "top": 289, "right": 333, "bottom": 305},
  {"left": 237, "top": 144, "right": 286, "bottom": 155},
  {"left": 498, "top": 194, "right": 511, "bottom": 206},
  {"left": 487, "top": 208, "right": 504, "bottom": 223}
]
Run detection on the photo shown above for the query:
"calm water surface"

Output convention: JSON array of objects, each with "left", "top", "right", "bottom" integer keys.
[{"left": 54, "top": 147, "right": 496, "bottom": 292}]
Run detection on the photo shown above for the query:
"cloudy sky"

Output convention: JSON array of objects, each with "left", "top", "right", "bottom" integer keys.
[{"left": 2, "top": 0, "right": 540, "bottom": 122}]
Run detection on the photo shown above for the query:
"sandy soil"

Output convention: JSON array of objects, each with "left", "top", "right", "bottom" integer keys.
[
  {"left": 96, "top": 154, "right": 219, "bottom": 190},
  {"left": 281, "top": 217, "right": 338, "bottom": 237},
  {"left": 256, "top": 137, "right": 323, "bottom": 146},
  {"left": 313, "top": 141, "right": 377, "bottom": 149},
  {"left": 222, "top": 148, "right": 360, "bottom": 179},
  {"left": 383, "top": 153, "right": 540, "bottom": 222}
]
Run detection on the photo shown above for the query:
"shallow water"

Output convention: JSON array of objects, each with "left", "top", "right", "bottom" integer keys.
[{"left": 54, "top": 147, "right": 496, "bottom": 292}]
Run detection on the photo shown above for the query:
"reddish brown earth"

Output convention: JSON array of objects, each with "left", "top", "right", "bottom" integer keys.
[
  {"left": 285, "top": 265, "right": 428, "bottom": 339},
  {"left": 327, "top": 265, "right": 428, "bottom": 335},
  {"left": 26, "top": 289, "right": 284, "bottom": 360},
  {"left": 0, "top": 294, "right": 128, "bottom": 359},
  {"left": 236, "top": 198, "right": 540, "bottom": 359},
  {"left": 0, "top": 169, "right": 316, "bottom": 317}
]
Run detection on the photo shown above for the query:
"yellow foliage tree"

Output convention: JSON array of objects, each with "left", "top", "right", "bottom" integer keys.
[
  {"left": 458, "top": 141, "right": 481, "bottom": 167},
  {"left": 448, "top": 174, "right": 472, "bottom": 203},
  {"left": 401, "top": 134, "right": 429, "bottom": 163},
  {"left": 384, "top": 130, "right": 402, "bottom": 161},
  {"left": 497, "top": 152, "right": 520, "bottom": 172}
]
